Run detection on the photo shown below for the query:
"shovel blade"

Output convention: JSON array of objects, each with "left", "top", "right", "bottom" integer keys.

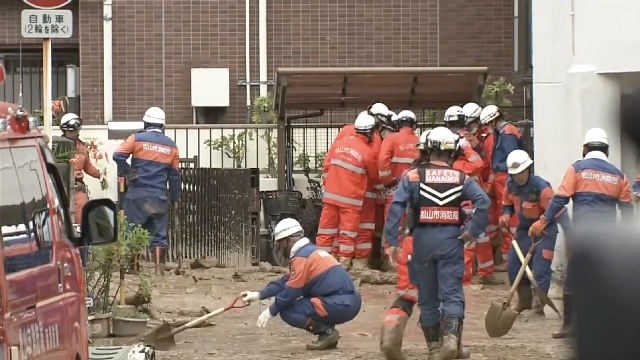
[
  {"left": 533, "top": 287, "right": 562, "bottom": 317},
  {"left": 140, "top": 322, "right": 176, "bottom": 351},
  {"left": 484, "top": 301, "right": 519, "bottom": 338}
]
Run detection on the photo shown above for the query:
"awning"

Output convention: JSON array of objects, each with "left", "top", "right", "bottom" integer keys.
[{"left": 273, "top": 67, "right": 489, "bottom": 118}]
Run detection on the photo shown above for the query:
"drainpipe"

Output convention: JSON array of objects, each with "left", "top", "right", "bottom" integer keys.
[
  {"left": 245, "top": 0, "right": 251, "bottom": 123},
  {"left": 103, "top": 0, "right": 113, "bottom": 124},
  {"left": 259, "top": 0, "right": 267, "bottom": 97}
]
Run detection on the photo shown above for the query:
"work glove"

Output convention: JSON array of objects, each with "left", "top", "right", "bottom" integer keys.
[
  {"left": 528, "top": 216, "right": 548, "bottom": 237},
  {"left": 240, "top": 291, "right": 260, "bottom": 304},
  {"left": 459, "top": 231, "right": 477, "bottom": 245},
  {"left": 498, "top": 214, "right": 511, "bottom": 226},
  {"left": 256, "top": 308, "right": 274, "bottom": 328},
  {"left": 385, "top": 246, "right": 399, "bottom": 268}
]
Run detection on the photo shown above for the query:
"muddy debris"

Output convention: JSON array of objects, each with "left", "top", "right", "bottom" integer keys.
[
  {"left": 190, "top": 258, "right": 219, "bottom": 269},
  {"left": 350, "top": 269, "right": 398, "bottom": 285}
]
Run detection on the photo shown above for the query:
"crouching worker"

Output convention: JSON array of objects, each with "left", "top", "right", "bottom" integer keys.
[
  {"left": 240, "top": 218, "right": 362, "bottom": 350},
  {"left": 501, "top": 150, "right": 571, "bottom": 314}
]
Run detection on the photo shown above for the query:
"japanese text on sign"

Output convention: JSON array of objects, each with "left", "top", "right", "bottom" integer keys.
[
  {"left": 21, "top": 9, "right": 73, "bottom": 39},
  {"left": 18, "top": 321, "right": 59, "bottom": 360}
]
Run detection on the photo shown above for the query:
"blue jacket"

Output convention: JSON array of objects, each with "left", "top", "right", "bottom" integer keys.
[
  {"left": 491, "top": 122, "right": 525, "bottom": 173},
  {"left": 258, "top": 239, "right": 356, "bottom": 316},
  {"left": 384, "top": 161, "right": 490, "bottom": 247},
  {"left": 543, "top": 152, "right": 633, "bottom": 225},
  {"left": 502, "top": 174, "right": 572, "bottom": 232},
  {"left": 113, "top": 129, "right": 181, "bottom": 202}
]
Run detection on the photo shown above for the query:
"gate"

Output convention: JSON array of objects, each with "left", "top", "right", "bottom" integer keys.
[{"left": 167, "top": 167, "right": 258, "bottom": 267}]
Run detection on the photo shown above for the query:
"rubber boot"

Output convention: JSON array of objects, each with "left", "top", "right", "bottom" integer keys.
[
  {"left": 419, "top": 322, "right": 441, "bottom": 358},
  {"left": 514, "top": 285, "right": 532, "bottom": 312},
  {"left": 479, "top": 275, "right": 505, "bottom": 285},
  {"left": 154, "top": 247, "right": 166, "bottom": 277},
  {"left": 439, "top": 317, "right": 461, "bottom": 360},
  {"left": 552, "top": 294, "right": 573, "bottom": 339},
  {"left": 455, "top": 322, "right": 471, "bottom": 359},
  {"left": 493, "top": 264, "right": 507, "bottom": 272},
  {"left": 352, "top": 258, "right": 369, "bottom": 271},
  {"left": 338, "top": 257, "right": 352, "bottom": 271},
  {"left": 531, "top": 293, "right": 545, "bottom": 316},
  {"left": 380, "top": 298, "right": 414, "bottom": 360},
  {"left": 305, "top": 319, "right": 340, "bottom": 350}
]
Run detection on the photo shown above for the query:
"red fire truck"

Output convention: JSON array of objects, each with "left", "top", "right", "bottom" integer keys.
[{"left": 0, "top": 106, "right": 152, "bottom": 360}]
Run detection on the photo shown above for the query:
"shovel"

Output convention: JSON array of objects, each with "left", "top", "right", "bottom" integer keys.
[
  {"left": 484, "top": 240, "right": 536, "bottom": 338},
  {"left": 502, "top": 221, "right": 562, "bottom": 318},
  {"left": 140, "top": 296, "right": 248, "bottom": 351}
]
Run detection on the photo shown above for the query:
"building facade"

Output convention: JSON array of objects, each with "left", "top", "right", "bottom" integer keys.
[{"left": 0, "top": 0, "right": 524, "bottom": 125}]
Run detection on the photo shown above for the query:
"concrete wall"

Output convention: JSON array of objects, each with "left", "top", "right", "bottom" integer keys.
[{"left": 532, "top": 0, "right": 640, "bottom": 275}]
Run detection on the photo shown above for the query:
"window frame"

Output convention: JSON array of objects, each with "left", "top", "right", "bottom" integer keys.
[{"left": 515, "top": 0, "right": 533, "bottom": 82}]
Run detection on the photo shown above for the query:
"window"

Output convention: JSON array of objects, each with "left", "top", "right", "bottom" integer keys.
[
  {"left": 515, "top": 0, "right": 533, "bottom": 79},
  {"left": 0, "top": 147, "right": 54, "bottom": 274}
]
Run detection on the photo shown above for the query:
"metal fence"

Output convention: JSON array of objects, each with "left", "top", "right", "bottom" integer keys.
[{"left": 166, "top": 167, "right": 260, "bottom": 267}]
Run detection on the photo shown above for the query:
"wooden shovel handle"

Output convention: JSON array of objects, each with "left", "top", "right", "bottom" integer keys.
[{"left": 504, "top": 251, "right": 534, "bottom": 307}]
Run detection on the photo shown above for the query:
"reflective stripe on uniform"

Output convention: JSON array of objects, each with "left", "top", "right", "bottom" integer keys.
[
  {"left": 478, "top": 259, "right": 494, "bottom": 269},
  {"left": 467, "top": 154, "right": 481, "bottom": 162},
  {"left": 340, "top": 230, "right": 358, "bottom": 238},
  {"left": 329, "top": 159, "right": 366, "bottom": 174},
  {"left": 391, "top": 157, "right": 415, "bottom": 164},
  {"left": 333, "top": 240, "right": 339, "bottom": 248},
  {"left": 379, "top": 169, "right": 392, "bottom": 177},
  {"left": 397, "top": 288, "right": 419, "bottom": 299},
  {"left": 355, "top": 243, "right": 372, "bottom": 249},
  {"left": 340, "top": 244, "right": 355, "bottom": 252},
  {"left": 317, "top": 246, "right": 333, "bottom": 252},
  {"left": 359, "top": 222, "right": 376, "bottom": 230},
  {"left": 317, "top": 228, "right": 338, "bottom": 235},
  {"left": 365, "top": 192, "right": 378, "bottom": 199},
  {"left": 323, "top": 192, "right": 363, "bottom": 206}
]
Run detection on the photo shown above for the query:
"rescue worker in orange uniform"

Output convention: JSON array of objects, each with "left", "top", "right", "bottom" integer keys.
[
  {"left": 443, "top": 106, "right": 502, "bottom": 285},
  {"left": 240, "top": 218, "right": 361, "bottom": 351},
  {"left": 322, "top": 103, "right": 390, "bottom": 261},
  {"left": 464, "top": 103, "right": 505, "bottom": 271},
  {"left": 59, "top": 113, "right": 105, "bottom": 224},
  {"left": 316, "top": 112, "right": 380, "bottom": 270},
  {"left": 531, "top": 128, "right": 632, "bottom": 339},
  {"left": 479, "top": 105, "right": 526, "bottom": 266},
  {"left": 378, "top": 110, "right": 418, "bottom": 269}
]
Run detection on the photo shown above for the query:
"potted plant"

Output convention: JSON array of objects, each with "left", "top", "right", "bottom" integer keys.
[{"left": 84, "top": 215, "right": 152, "bottom": 338}]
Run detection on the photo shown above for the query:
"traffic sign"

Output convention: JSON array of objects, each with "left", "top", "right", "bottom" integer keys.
[
  {"left": 21, "top": 9, "right": 73, "bottom": 39},
  {"left": 0, "top": 64, "right": 5, "bottom": 86},
  {"left": 23, "top": 0, "right": 72, "bottom": 10}
]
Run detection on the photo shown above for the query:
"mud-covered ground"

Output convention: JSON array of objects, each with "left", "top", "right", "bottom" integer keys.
[{"left": 97, "top": 266, "right": 573, "bottom": 360}]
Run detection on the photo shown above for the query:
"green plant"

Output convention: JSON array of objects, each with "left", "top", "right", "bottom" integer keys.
[
  {"left": 313, "top": 151, "right": 326, "bottom": 171},
  {"left": 252, "top": 93, "right": 278, "bottom": 176},
  {"left": 84, "top": 215, "right": 151, "bottom": 314},
  {"left": 482, "top": 76, "right": 515, "bottom": 107},
  {"left": 294, "top": 152, "right": 311, "bottom": 170},
  {"left": 204, "top": 131, "right": 253, "bottom": 168}
]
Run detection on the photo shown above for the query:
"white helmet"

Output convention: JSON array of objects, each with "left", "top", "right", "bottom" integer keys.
[
  {"left": 506, "top": 149, "right": 533, "bottom": 175},
  {"left": 59, "top": 113, "right": 82, "bottom": 131},
  {"left": 273, "top": 218, "right": 304, "bottom": 242},
  {"left": 354, "top": 112, "right": 376, "bottom": 132},
  {"left": 462, "top": 102, "right": 482, "bottom": 123},
  {"left": 426, "top": 127, "right": 457, "bottom": 151},
  {"left": 389, "top": 111, "right": 398, "bottom": 122},
  {"left": 417, "top": 129, "right": 432, "bottom": 150},
  {"left": 443, "top": 106, "right": 465, "bottom": 123},
  {"left": 143, "top": 107, "right": 166, "bottom": 125},
  {"left": 479, "top": 105, "right": 501, "bottom": 125},
  {"left": 397, "top": 110, "right": 417, "bottom": 123},
  {"left": 369, "top": 102, "right": 389, "bottom": 117},
  {"left": 582, "top": 127, "right": 609, "bottom": 147}
]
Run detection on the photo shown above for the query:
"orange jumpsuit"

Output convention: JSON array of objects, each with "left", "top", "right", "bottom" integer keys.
[
  {"left": 317, "top": 134, "right": 379, "bottom": 259},
  {"left": 71, "top": 139, "right": 101, "bottom": 224},
  {"left": 378, "top": 127, "right": 419, "bottom": 252},
  {"left": 323, "top": 125, "right": 382, "bottom": 258}
]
